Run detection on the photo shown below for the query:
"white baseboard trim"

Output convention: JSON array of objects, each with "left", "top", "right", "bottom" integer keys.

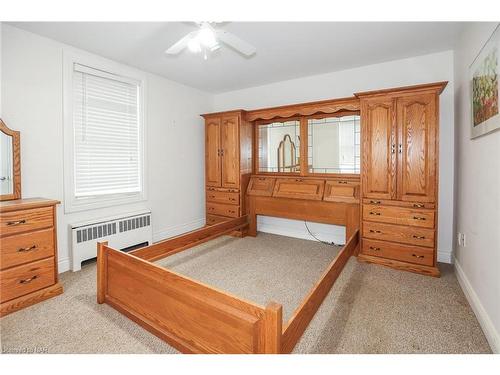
[
  {"left": 454, "top": 257, "right": 499, "bottom": 353},
  {"left": 257, "top": 222, "right": 345, "bottom": 245},
  {"left": 153, "top": 217, "right": 205, "bottom": 243},
  {"left": 58, "top": 257, "right": 70, "bottom": 273},
  {"left": 437, "top": 250, "right": 453, "bottom": 264}
]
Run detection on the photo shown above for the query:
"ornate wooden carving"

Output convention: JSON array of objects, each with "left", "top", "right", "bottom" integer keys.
[{"left": 245, "top": 97, "right": 360, "bottom": 122}]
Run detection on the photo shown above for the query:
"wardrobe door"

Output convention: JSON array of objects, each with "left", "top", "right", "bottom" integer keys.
[
  {"left": 396, "top": 94, "right": 437, "bottom": 203},
  {"left": 205, "top": 117, "right": 222, "bottom": 187},
  {"left": 220, "top": 115, "right": 240, "bottom": 189},
  {"left": 361, "top": 98, "right": 397, "bottom": 200}
]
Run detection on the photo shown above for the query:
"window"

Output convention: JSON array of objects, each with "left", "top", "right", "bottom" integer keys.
[{"left": 64, "top": 53, "right": 146, "bottom": 212}]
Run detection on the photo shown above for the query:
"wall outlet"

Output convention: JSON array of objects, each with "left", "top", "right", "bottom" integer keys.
[{"left": 457, "top": 232, "right": 466, "bottom": 247}]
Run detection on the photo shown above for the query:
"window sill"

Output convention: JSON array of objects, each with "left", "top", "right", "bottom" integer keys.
[{"left": 64, "top": 192, "right": 146, "bottom": 214}]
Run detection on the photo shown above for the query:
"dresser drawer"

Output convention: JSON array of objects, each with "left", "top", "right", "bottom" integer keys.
[
  {"left": 362, "top": 221, "right": 435, "bottom": 248},
  {"left": 206, "top": 191, "right": 239, "bottom": 205},
  {"left": 0, "top": 228, "right": 55, "bottom": 270},
  {"left": 206, "top": 187, "right": 240, "bottom": 194},
  {"left": 363, "top": 204, "right": 434, "bottom": 228},
  {"left": 363, "top": 199, "right": 435, "bottom": 209},
  {"left": 0, "top": 207, "right": 54, "bottom": 237},
  {"left": 206, "top": 214, "right": 229, "bottom": 226},
  {"left": 0, "top": 257, "right": 55, "bottom": 303},
  {"left": 361, "top": 239, "right": 434, "bottom": 267},
  {"left": 206, "top": 203, "right": 240, "bottom": 218}
]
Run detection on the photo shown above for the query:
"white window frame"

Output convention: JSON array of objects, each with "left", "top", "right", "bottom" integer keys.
[{"left": 63, "top": 49, "right": 147, "bottom": 213}]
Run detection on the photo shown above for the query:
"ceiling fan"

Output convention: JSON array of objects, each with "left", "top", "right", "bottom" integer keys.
[{"left": 165, "top": 22, "right": 256, "bottom": 60}]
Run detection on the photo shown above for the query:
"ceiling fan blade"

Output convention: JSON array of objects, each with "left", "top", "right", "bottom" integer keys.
[
  {"left": 165, "top": 31, "right": 197, "bottom": 55},
  {"left": 215, "top": 30, "right": 256, "bottom": 57}
]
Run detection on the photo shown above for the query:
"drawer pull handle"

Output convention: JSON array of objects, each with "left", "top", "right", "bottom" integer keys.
[
  {"left": 258, "top": 178, "right": 266, "bottom": 181},
  {"left": 413, "top": 216, "right": 426, "bottom": 221},
  {"left": 229, "top": 198, "right": 236, "bottom": 201},
  {"left": 369, "top": 212, "right": 381, "bottom": 216},
  {"left": 19, "top": 275, "right": 38, "bottom": 284},
  {"left": 369, "top": 246, "right": 381, "bottom": 251},
  {"left": 17, "top": 245, "right": 38, "bottom": 252},
  {"left": 412, "top": 235, "right": 426, "bottom": 240},
  {"left": 338, "top": 181, "right": 348, "bottom": 184},
  {"left": 295, "top": 179, "right": 303, "bottom": 182},
  {"left": 413, "top": 203, "right": 425, "bottom": 208},
  {"left": 7, "top": 219, "right": 26, "bottom": 226},
  {"left": 369, "top": 230, "right": 382, "bottom": 234},
  {"left": 412, "top": 254, "right": 425, "bottom": 259},
  {"left": 229, "top": 210, "right": 236, "bottom": 214},
  {"left": 370, "top": 200, "right": 381, "bottom": 204}
]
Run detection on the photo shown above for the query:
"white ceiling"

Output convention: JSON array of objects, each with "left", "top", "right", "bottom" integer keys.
[{"left": 8, "top": 22, "right": 463, "bottom": 93}]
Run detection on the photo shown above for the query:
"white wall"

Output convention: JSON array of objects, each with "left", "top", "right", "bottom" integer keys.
[
  {"left": 214, "top": 51, "right": 455, "bottom": 260},
  {"left": 453, "top": 22, "right": 500, "bottom": 353},
  {"left": 1, "top": 24, "right": 212, "bottom": 272},
  {"left": 0, "top": 22, "right": 2, "bottom": 117}
]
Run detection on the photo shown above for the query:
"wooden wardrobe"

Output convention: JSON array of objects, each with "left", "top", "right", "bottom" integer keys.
[
  {"left": 356, "top": 82, "right": 446, "bottom": 276},
  {"left": 201, "top": 110, "right": 253, "bottom": 228}
]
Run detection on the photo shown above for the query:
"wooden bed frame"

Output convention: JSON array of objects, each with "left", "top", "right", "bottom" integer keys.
[{"left": 97, "top": 216, "right": 359, "bottom": 354}]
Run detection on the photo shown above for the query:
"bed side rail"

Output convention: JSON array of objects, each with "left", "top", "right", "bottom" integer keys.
[
  {"left": 130, "top": 216, "right": 248, "bottom": 262},
  {"left": 97, "top": 242, "right": 282, "bottom": 354},
  {"left": 281, "top": 230, "right": 359, "bottom": 353}
]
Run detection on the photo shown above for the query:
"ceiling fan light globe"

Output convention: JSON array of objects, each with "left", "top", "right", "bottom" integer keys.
[
  {"left": 198, "top": 28, "right": 218, "bottom": 49},
  {"left": 187, "top": 38, "right": 201, "bottom": 53}
]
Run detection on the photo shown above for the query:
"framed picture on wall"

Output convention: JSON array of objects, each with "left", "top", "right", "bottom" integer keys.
[{"left": 470, "top": 23, "right": 500, "bottom": 139}]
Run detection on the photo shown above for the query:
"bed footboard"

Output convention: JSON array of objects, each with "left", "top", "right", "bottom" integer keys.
[{"left": 97, "top": 243, "right": 282, "bottom": 353}]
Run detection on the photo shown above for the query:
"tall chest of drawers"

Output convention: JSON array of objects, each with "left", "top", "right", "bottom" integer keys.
[
  {"left": 356, "top": 82, "right": 447, "bottom": 277},
  {"left": 202, "top": 110, "right": 253, "bottom": 229},
  {"left": 0, "top": 198, "right": 63, "bottom": 316}
]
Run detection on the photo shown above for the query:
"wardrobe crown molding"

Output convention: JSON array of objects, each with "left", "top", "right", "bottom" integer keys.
[
  {"left": 354, "top": 81, "right": 448, "bottom": 98},
  {"left": 200, "top": 81, "right": 448, "bottom": 122}
]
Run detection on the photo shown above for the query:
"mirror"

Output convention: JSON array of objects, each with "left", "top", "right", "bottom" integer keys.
[
  {"left": 257, "top": 120, "right": 300, "bottom": 173},
  {"left": 307, "top": 115, "right": 360, "bottom": 174},
  {"left": 0, "top": 119, "right": 21, "bottom": 201}
]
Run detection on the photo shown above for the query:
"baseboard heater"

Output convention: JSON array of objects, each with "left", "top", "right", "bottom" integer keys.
[{"left": 71, "top": 210, "right": 152, "bottom": 271}]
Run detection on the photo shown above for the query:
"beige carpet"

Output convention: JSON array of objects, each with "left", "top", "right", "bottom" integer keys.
[{"left": 0, "top": 233, "right": 491, "bottom": 354}]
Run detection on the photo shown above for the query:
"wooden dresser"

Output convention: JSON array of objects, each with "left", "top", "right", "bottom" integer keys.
[
  {"left": 201, "top": 110, "right": 253, "bottom": 228},
  {"left": 0, "top": 198, "right": 63, "bottom": 316},
  {"left": 356, "top": 82, "right": 447, "bottom": 277}
]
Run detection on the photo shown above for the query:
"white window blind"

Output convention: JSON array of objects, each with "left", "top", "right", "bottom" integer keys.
[{"left": 72, "top": 63, "right": 142, "bottom": 198}]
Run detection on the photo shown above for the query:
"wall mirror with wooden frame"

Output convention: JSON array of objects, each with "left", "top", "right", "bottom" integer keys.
[
  {"left": 0, "top": 119, "right": 21, "bottom": 201},
  {"left": 257, "top": 119, "right": 301, "bottom": 173}
]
